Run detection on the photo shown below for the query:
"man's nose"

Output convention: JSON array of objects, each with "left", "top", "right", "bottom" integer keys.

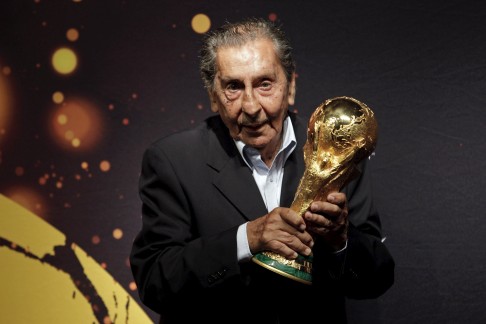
[{"left": 241, "top": 89, "right": 260, "bottom": 116}]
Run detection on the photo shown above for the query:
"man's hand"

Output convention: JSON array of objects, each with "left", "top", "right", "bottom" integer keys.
[
  {"left": 303, "top": 192, "right": 349, "bottom": 251},
  {"left": 247, "top": 207, "right": 314, "bottom": 259}
]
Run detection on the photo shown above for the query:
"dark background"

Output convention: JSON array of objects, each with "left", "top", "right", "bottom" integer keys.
[{"left": 1, "top": 0, "right": 485, "bottom": 323}]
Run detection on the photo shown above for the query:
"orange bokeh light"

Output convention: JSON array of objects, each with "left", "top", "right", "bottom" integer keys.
[
  {"left": 191, "top": 13, "right": 211, "bottom": 34},
  {"left": 91, "top": 235, "right": 101, "bottom": 245},
  {"left": 49, "top": 98, "right": 103, "bottom": 151},
  {"left": 99, "top": 160, "right": 110, "bottom": 172},
  {"left": 52, "top": 91, "right": 65, "bottom": 104},
  {"left": 129, "top": 282, "right": 137, "bottom": 291},
  {"left": 15, "top": 166, "right": 25, "bottom": 176},
  {"left": 112, "top": 228, "right": 123, "bottom": 239},
  {"left": 66, "top": 28, "right": 79, "bottom": 42}
]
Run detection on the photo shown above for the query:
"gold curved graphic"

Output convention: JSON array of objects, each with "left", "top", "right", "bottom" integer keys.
[{"left": 0, "top": 194, "right": 153, "bottom": 324}]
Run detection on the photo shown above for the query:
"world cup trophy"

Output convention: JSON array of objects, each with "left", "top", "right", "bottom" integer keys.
[{"left": 251, "top": 96, "right": 378, "bottom": 284}]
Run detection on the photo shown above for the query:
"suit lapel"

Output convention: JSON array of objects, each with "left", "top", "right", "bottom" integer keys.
[
  {"left": 205, "top": 113, "right": 307, "bottom": 221},
  {"left": 280, "top": 152, "right": 301, "bottom": 208},
  {"left": 206, "top": 117, "right": 267, "bottom": 221},
  {"left": 280, "top": 113, "right": 307, "bottom": 208}
]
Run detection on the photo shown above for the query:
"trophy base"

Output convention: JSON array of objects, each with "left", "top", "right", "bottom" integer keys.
[{"left": 252, "top": 251, "right": 313, "bottom": 285}]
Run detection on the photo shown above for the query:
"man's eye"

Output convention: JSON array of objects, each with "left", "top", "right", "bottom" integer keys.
[
  {"left": 226, "top": 83, "right": 239, "bottom": 91},
  {"left": 260, "top": 81, "right": 272, "bottom": 89}
]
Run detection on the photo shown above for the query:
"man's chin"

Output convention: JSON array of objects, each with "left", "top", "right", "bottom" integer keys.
[{"left": 240, "top": 136, "right": 268, "bottom": 149}]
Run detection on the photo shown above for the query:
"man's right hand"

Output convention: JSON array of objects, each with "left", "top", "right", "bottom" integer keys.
[{"left": 246, "top": 207, "right": 314, "bottom": 259}]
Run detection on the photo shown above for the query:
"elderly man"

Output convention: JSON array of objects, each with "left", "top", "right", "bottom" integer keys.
[{"left": 130, "top": 17, "right": 394, "bottom": 324}]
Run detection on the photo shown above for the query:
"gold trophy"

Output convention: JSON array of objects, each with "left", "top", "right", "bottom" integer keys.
[{"left": 252, "top": 96, "right": 378, "bottom": 284}]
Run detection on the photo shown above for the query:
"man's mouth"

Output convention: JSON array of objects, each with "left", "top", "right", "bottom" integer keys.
[
  {"left": 241, "top": 120, "right": 268, "bottom": 130},
  {"left": 243, "top": 123, "right": 262, "bottom": 129}
]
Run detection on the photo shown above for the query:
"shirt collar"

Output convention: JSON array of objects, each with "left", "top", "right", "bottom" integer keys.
[{"left": 234, "top": 116, "right": 297, "bottom": 169}]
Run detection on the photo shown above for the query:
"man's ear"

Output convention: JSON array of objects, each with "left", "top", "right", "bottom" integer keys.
[
  {"left": 287, "top": 73, "right": 296, "bottom": 106},
  {"left": 208, "top": 90, "right": 219, "bottom": 112}
]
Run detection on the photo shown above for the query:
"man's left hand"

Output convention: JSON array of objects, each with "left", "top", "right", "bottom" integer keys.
[{"left": 303, "top": 192, "right": 349, "bottom": 251}]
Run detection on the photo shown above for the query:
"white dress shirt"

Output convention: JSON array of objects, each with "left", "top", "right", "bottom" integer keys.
[{"left": 234, "top": 116, "right": 296, "bottom": 262}]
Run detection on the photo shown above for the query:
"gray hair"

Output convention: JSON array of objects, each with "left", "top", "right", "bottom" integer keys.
[{"left": 199, "top": 17, "right": 296, "bottom": 91}]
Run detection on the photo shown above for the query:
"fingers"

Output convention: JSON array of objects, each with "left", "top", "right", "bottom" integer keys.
[
  {"left": 279, "top": 207, "right": 306, "bottom": 231},
  {"left": 247, "top": 193, "right": 349, "bottom": 259},
  {"left": 327, "top": 192, "right": 347, "bottom": 207},
  {"left": 266, "top": 231, "right": 314, "bottom": 259},
  {"left": 305, "top": 192, "right": 347, "bottom": 221},
  {"left": 303, "top": 192, "right": 349, "bottom": 250},
  {"left": 267, "top": 208, "right": 314, "bottom": 259},
  {"left": 247, "top": 207, "right": 314, "bottom": 259}
]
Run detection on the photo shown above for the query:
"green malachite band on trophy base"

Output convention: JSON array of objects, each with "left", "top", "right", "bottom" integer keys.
[{"left": 252, "top": 252, "right": 313, "bottom": 285}]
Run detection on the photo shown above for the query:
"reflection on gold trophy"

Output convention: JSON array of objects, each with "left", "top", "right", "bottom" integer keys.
[{"left": 252, "top": 96, "right": 378, "bottom": 284}]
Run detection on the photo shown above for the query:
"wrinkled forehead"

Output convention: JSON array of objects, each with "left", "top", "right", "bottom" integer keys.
[{"left": 215, "top": 39, "right": 283, "bottom": 78}]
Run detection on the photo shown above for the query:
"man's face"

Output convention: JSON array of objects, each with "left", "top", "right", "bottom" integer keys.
[{"left": 209, "top": 39, "right": 296, "bottom": 151}]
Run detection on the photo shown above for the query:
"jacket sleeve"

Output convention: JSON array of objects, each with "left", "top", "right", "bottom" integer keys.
[{"left": 312, "top": 158, "right": 395, "bottom": 299}]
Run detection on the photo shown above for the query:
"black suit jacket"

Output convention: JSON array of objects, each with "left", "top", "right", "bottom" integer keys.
[{"left": 130, "top": 112, "right": 394, "bottom": 324}]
